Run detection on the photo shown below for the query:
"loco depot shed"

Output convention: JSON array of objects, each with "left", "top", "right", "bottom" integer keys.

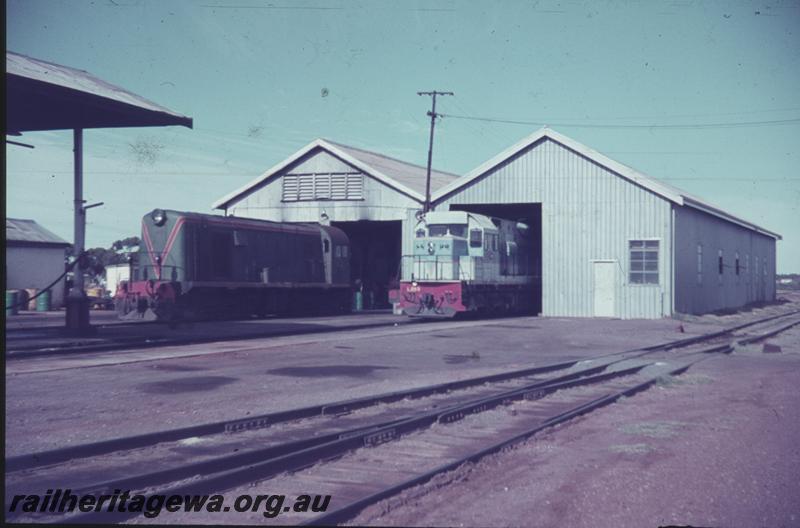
[
  {"left": 213, "top": 139, "right": 460, "bottom": 307},
  {"left": 214, "top": 128, "right": 780, "bottom": 319}
]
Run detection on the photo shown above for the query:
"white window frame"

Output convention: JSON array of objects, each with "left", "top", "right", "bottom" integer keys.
[{"left": 628, "top": 239, "right": 660, "bottom": 285}]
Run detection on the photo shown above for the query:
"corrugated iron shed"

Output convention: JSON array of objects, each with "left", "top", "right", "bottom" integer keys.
[{"left": 6, "top": 218, "right": 70, "bottom": 247}]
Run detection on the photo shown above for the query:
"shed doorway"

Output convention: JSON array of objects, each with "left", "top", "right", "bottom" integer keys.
[
  {"left": 593, "top": 261, "right": 616, "bottom": 317},
  {"left": 331, "top": 220, "right": 401, "bottom": 309},
  {"left": 447, "top": 203, "right": 542, "bottom": 314}
]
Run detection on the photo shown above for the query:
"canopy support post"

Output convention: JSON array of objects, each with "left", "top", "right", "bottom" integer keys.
[{"left": 65, "top": 128, "right": 92, "bottom": 335}]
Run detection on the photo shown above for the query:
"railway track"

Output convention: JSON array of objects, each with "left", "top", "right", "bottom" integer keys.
[
  {"left": 6, "top": 306, "right": 797, "bottom": 359},
  {"left": 4, "top": 313, "right": 418, "bottom": 358},
  {"left": 6, "top": 309, "right": 799, "bottom": 524},
  {"left": 9, "top": 308, "right": 797, "bottom": 472}
]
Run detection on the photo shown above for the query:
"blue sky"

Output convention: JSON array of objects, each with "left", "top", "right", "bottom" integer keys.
[{"left": 6, "top": 0, "right": 800, "bottom": 272}]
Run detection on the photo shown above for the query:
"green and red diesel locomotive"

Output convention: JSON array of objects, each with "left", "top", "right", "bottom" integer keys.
[{"left": 115, "top": 209, "right": 351, "bottom": 321}]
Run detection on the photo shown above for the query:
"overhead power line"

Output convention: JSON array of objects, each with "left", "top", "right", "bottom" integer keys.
[{"left": 438, "top": 113, "right": 800, "bottom": 130}]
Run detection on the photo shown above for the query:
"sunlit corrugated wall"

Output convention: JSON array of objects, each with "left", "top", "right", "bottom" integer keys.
[{"left": 435, "top": 138, "right": 674, "bottom": 319}]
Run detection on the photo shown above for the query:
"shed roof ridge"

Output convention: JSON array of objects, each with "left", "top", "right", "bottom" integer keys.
[
  {"left": 322, "top": 138, "right": 460, "bottom": 178},
  {"left": 431, "top": 127, "right": 780, "bottom": 240}
]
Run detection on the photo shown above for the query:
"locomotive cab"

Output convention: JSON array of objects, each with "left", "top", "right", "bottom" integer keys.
[{"left": 411, "top": 211, "right": 500, "bottom": 282}]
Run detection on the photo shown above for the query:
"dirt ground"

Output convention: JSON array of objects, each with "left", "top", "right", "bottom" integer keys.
[
  {"left": 350, "top": 323, "right": 800, "bottom": 528},
  {"left": 5, "top": 293, "right": 800, "bottom": 526}
]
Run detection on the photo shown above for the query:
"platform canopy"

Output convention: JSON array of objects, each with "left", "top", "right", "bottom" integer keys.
[
  {"left": 6, "top": 51, "right": 192, "bottom": 133},
  {"left": 6, "top": 50, "right": 193, "bottom": 334}
]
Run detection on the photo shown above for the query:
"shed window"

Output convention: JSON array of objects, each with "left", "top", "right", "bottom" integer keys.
[
  {"left": 282, "top": 172, "right": 363, "bottom": 201},
  {"left": 745, "top": 254, "right": 750, "bottom": 282},
  {"left": 718, "top": 250, "right": 724, "bottom": 274},
  {"left": 696, "top": 245, "right": 703, "bottom": 285},
  {"left": 469, "top": 229, "right": 483, "bottom": 248},
  {"left": 629, "top": 240, "right": 659, "bottom": 284},
  {"left": 735, "top": 252, "right": 740, "bottom": 275}
]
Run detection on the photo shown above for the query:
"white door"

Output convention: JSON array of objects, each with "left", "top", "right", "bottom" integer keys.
[{"left": 593, "top": 261, "right": 616, "bottom": 317}]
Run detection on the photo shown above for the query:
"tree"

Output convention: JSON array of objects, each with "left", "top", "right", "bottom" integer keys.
[{"left": 79, "top": 236, "right": 141, "bottom": 281}]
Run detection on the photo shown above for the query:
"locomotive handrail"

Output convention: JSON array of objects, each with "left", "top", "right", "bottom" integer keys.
[
  {"left": 401, "top": 254, "right": 462, "bottom": 282},
  {"left": 137, "top": 264, "right": 187, "bottom": 282}
]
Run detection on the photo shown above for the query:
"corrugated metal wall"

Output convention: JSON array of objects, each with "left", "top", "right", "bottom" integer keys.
[
  {"left": 674, "top": 205, "right": 777, "bottom": 314},
  {"left": 435, "top": 138, "right": 673, "bottom": 319}
]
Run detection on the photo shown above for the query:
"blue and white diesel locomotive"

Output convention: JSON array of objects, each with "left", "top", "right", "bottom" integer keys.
[{"left": 399, "top": 211, "right": 538, "bottom": 317}]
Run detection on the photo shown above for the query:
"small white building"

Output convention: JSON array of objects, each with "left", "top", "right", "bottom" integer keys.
[
  {"left": 104, "top": 263, "right": 131, "bottom": 296},
  {"left": 6, "top": 218, "right": 70, "bottom": 309}
]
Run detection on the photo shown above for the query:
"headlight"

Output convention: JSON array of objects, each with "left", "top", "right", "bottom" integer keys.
[{"left": 151, "top": 209, "right": 167, "bottom": 226}]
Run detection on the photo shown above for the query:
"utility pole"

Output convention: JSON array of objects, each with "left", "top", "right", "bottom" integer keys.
[{"left": 418, "top": 90, "right": 453, "bottom": 213}]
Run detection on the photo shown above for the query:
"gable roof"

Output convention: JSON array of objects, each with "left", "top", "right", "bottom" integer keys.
[
  {"left": 6, "top": 218, "right": 70, "bottom": 247},
  {"left": 432, "top": 127, "right": 781, "bottom": 240},
  {"left": 213, "top": 139, "right": 459, "bottom": 210}
]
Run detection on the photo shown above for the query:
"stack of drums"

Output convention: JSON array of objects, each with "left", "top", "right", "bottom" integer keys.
[
  {"left": 26, "top": 288, "right": 38, "bottom": 310},
  {"left": 6, "top": 290, "right": 20, "bottom": 316},
  {"left": 36, "top": 290, "right": 52, "bottom": 311}
]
